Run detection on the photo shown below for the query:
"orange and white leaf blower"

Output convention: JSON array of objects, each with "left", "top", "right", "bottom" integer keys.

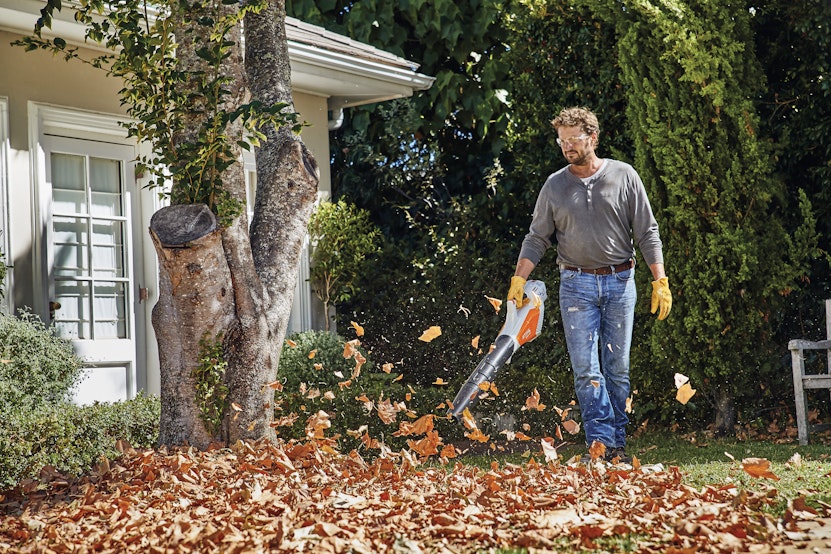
[{"left": 448, "top": 280, "right": 547, "bottom": 421}]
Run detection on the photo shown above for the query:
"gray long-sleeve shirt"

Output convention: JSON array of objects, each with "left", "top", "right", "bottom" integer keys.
[{"left": 518, "top": 159, "right": 664, "bottom": 269}]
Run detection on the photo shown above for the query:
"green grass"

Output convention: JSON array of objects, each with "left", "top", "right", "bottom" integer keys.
[{"left": 462, "top": 430, "right": 831, "bottom": 517}]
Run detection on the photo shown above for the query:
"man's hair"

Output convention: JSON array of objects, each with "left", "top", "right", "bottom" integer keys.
[{"left": 550, "top": 107, "right": 600, "bottom": 136}]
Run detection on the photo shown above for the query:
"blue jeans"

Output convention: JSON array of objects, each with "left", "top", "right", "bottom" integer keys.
[{"left": 559, "top": 267, "right": 636, "bottom": 449}]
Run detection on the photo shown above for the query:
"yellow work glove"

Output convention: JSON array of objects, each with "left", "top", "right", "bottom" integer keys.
[
  {"left": 650, "top": 277, "right": 672, "bottom": 320},
  {"left": 508, "top": 276, "right": 527, "bottom": 306}
]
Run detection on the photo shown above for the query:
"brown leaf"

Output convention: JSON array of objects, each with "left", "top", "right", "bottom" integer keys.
[
  {"left": 418, "top": 326, "right": 442, "bottom": 342},
  {"left": 742, "top": 457, "right": 780, "bottom": 481}
]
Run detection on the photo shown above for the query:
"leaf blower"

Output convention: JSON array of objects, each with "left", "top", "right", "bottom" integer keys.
[{"left": 448, "top": 280, "right": 547, "bottom": 421}]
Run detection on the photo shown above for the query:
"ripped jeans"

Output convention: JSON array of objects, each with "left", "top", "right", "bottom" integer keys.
[{"left": 559, "top": 267, "right": 636, "bottom": 449}]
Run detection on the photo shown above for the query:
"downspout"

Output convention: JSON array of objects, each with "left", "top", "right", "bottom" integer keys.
[{"left": 328, "top": 107, "right": 344, "bottom": 131}]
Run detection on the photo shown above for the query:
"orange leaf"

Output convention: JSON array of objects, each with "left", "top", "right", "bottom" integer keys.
[
  {"left": 350, "top": 321, "right": 365, "bottom": 336},
  {"left": 471, "top": 335, "right": 480, "bottom": 349},
  {"left": 524, "top": 388, "right": 546, "bottom": 411},
  {"left": 286, "top": 339, "right": 297, "bottom": 347},
  {"left": 381, "top": 362, "right": 394, "bottom": 374},
  {"left": 485, "top": 295, "right": 503, "bottom": 313},
  {"left": 466, "top": 428, "right": 490, "bottom": 443},
  {"left": 419, "top": 326, "right": 442, "bottom": 342},
  {"left": 742, "top": 457, "right": 780, "bottom": 480},
  {"left": 393, "top": 374, "right": 404, "bottom": 382},
  {"left": 590, "top": 380, "right": 600, "bottom": 388},
  {"left": 308, "top": 349, "right": 317, "bottom": 359},
  {"left": 440, "top": 444, "right": 458, "bottom": 459},
  {"left": 461, "top": 408, "right": 477, "bottom": 430},
  {"left": 562, "top": 419, "right": 581, "bottom": 435},
  {"left": 588, "top": 440, "right": 606, "bottom": 460},
  {"left": 433, "top": 377, "right": 448, "bottom": 386},
  {"left": 676, "top": 382, "right": 696, "bottom": 404},
  {"left": 265, "top": 380, "right": 284, "bottom": 392}
]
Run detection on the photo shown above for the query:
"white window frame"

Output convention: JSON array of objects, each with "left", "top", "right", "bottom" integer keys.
[{"left": 0, "top": 97, "right": 11, "bottom": 315}]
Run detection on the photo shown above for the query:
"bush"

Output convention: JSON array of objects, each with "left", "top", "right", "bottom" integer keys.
[
  {"left": 0, "top": 311, "right": 83, "bottom": 408},
  {"left": 0, "top": 310, "right": 160, "bottom": 490},
  {"left": 277, "top": 330, "right": 454, "bottom": 451},
  {"left": 0, "top": 393, "right": 160, "bottom": 490}
]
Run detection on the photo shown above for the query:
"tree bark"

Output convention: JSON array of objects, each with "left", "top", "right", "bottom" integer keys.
[{"left": 153, "top": 0, "right": 317, "bottom": 447}]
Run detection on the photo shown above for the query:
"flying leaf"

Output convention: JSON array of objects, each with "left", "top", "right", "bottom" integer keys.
[
  {"left": 393, "top": 374, "right": 404, "bottom": 382},
  {"left": 625, "top": 396, "right": 633, "bottom": 413},
  {"left": 466, "top": 428, "right": 490, "bottom": 443},
  {"left": 433, "top": 378, "right": 448, "bottom": 386},
  {"left": 265, "top": 380, "right": 284, "bottom": 392},
  {"left": 308, "top": 349, "right": 317, "bottom": 359},
  {"left": 588, "top": 440, "right": 606, "bottom": 461},
  {"left": 485, "top": 295, "right": 503, "bottom": 313},
  {"left": 471, "top": 335, "right": 480, "bottom": 349},
  {"left": 314, "top": 363, "right": 323, "bottom": 370},
  {"left": 590, "top": 380, "right": 600, "bottom": 388},
  {"left": 419, "top": 326, "right": 442, "bottom": 342},
  {"left": 524, "top": 388, "right": 546, "bottom": 411},
  {"left": 381, "top": 362, "right": 394, "bottom": 374},
  {"left": 461, "top": 408, "right": 477, "bottom": 430},
  {"left": 439, "top": 444, "right": 458, "bottom": 459},
  {"left": 562, "top": 419, "right": 581, "bottom": 435},
  {"left": 674, "top": 372, "right": 690, "bottom": 388},
  {"left": 742, "top": 457, "right": 780, "bottom": 481},
  {"left": 676, "top": 382, "right": 696, "bottom": 404},
  {"left": 286, "top": 339, "right": 297, "bottom": 347},
  {"left": 541, "top": 438, "right": 558, "bottom": 462},
  {"left": 349, "top": 321, "right": 365, "bottom": 336}
]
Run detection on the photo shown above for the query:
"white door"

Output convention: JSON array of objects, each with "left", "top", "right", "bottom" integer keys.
[{"left": 41, "top": 135, "right": 140, "bottom": 404}]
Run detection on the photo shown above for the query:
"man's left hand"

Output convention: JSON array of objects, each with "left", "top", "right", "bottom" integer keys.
[{"left": 651, "top": 277, "right": 672, "bottom": 320}]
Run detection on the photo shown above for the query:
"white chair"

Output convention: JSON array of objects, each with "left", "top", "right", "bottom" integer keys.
[{"left": 789, "top": 299, "right": 831, "bottom": 445}]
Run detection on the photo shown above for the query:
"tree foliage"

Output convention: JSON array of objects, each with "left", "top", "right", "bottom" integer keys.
[
  {"left": 17, "top": 0, "right": 300, "bottom": 222},
  {"left": 307, "top": 200, "right": 381, "bottom": 328},
  {"left": 584, "top": 0, "right": 821, "bottom": 433}
]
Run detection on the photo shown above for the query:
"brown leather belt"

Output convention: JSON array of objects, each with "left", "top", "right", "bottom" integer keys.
[{"left": 562, "top": 259, "right": 634, "bottom": 275}]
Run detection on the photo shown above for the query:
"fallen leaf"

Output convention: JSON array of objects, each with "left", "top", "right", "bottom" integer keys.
[{"left": 419, "top": 326, "right": 442, "bottom": 342}]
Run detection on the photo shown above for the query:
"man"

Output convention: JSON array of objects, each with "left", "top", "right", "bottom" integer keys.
[{"left": 508, "top": 106, "right": 672, "bottom": 464}]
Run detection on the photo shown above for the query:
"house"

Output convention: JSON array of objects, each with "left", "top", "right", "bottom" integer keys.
[{"left": 0, "top": 0, "right": 434, "bottom": 404}]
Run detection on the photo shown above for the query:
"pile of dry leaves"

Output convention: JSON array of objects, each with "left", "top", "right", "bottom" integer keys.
[{"left": 0, "top": 438, "right": 823, "bottom": 553}]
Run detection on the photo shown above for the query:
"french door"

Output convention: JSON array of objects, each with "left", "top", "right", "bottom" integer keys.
[{"left": 41, "top": 135, "right": 139, "bottom": 404}]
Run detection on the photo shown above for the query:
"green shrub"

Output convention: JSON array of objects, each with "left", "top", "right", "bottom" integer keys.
[
  {"left": 0, "top": 311, "right": 83, "bottom": 409},
  {"left": 0, "top": 393, "right": 160, "bottom": 490},
  {"left": 277, "top": 330, "right": 455, "bottom": 451}
]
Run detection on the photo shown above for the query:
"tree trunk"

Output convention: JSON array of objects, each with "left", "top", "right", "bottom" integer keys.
[
  {"left": 713, "top": 387, "right": 736, "bottom": 437},
  {"left": 153, "top": 0, "right": 317, "bottom": 447}
]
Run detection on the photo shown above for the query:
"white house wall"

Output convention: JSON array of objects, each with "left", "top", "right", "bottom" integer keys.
[{"left": 0, "top": 29, "right": 332, "bottom": 401}]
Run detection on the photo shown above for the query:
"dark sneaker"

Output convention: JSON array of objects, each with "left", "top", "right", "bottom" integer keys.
[{"left": 605, "top": 447, "right": 632, "bottom": 464}]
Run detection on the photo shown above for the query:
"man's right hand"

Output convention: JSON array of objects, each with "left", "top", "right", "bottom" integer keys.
[{"left": 508, "top": 276, "right": 527, "bottom": 306}]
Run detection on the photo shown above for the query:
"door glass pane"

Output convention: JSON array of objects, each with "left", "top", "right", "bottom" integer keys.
[
  {"left": 52, "top": 216, "right": 88, "bottom": 277},
  {"left": 54, "top": 279, "right": 91, "bottom": 339},
  {"left": 93, "top": 281, "right": 126, "bottom": 339},
  {"left": 51, "top": 153, "right": 87, "bottom": 214},
  {"left": 91, "top": 219, "right": 125, "bottom": 279},
  {"left": 90, "top": 157, "right": 122, "bottom": 216}
]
